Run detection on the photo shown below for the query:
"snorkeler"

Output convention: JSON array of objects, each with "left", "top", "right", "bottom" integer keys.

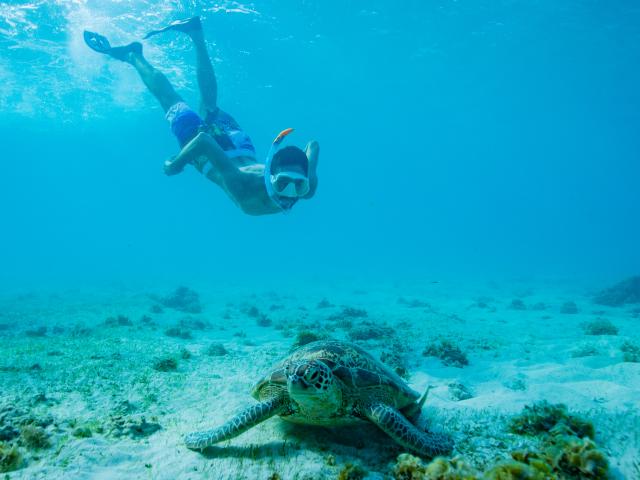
[{"left": 84, "top": 16, "right": 319, "bottom": 215}]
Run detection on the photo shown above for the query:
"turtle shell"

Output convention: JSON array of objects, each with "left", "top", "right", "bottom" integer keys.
[{"left": 251, "top": 340, "right": 419, "bottom": 410}]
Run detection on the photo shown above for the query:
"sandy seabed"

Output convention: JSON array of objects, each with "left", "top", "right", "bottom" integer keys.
[{"left": 0, "top": 279, "right": 638, "bottom": 479}]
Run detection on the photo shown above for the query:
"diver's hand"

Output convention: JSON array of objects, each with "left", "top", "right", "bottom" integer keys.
[
  {"left": 163, "top": 157, "right": 184, "bottom": 176},
  {"left": 305, "top": 140, "right": 319, "bottom": 170}
]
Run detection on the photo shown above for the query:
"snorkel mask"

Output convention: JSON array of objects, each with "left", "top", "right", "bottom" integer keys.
[{"left": 264, "top": 128, "right": 309, "bottom": 210}]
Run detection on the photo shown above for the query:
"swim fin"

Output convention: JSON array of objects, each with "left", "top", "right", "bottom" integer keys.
[
  {"left": 83, "top": 31, "right": 142, "bottom": 61},
  {"left": 83, "top": 30, "right": 112, "bottom": 54},
  {"left": 144, "top": 16, "right": 202, "bottom": 39}
]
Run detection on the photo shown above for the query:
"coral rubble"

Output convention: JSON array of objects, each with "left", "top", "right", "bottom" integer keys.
[
  {"left": 164, "top": 326, "right": 193, "bottom": 339},
  {"left": 108, "top": 415, "right": 161, "bottom": 439},
  {"left": 317, "top": 298, "right": 334, "bottom": 309},
  {"left": 560, "top": 302, "right": 579, "bottom": 314},
  {"left": 448, "top": 382, "right": 473, "bottom": 401},
  {"left": 328, "top": 306, "right": 368, "bottom": 322},
  {"left": 581, "top": 319, "right": 618, "bottom": 336},
  {"left": 348, "top": 322, "right": 394, "bottom": 341},
  {"left": 104, "top": 315, "right": 132, "bottom": 327},
  {"left": 159, "top": 286, "right": 202, "bottom": 313},
  {"left": 153, "top": 357, "right": 178, "bottom": 372},
  {"left": 594, "top": 276, "right": 640, "bottom": 306},
  {"left": 509, "top": 299, "right": 527, "bottom": 311},
  {"left": 423, "top": 338, "right": 469, "bottom": 367},
  {"left": 620, "top": 341, "right": 640, "bottom": 362},
  {"left": 25, "top": 326, "right": 47, "bottom": 337},
  {"left": 206, "top": 342, "right": 229, "bottom": 356}
]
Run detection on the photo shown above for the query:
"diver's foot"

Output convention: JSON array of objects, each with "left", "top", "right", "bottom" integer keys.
[
  {"left": 107, "top": 42, "right": 142, "bottom": 62},
  {"left": 144, "top": 16, "right": 202, "bottom": 39},
  {"left": 83, "top": 31, "right": 142, "bottom": 62}
]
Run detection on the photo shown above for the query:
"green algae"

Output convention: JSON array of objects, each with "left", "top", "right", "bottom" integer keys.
[
  {"left": 72, "top": 426, "right": 92, "bottom": 438},
  {"left": 423, "top": 338, "right": 469, "bottom": 368},
  {"left": 508, "top": 401, "right": 594, "bottom": 439},
  {"left": 0, "top": 442, "right": 22, "bottom": 473},
  {"left": 152, "top": 356, "right": 178, "bottom": 372},
  {"left": 483, "top": 460, "right": 548, "bottom": 479},
  {"left": 19, "top": 425, "right": 50, "bottom": 449},
  {"left": 504, "top": 402, "right": 607, "bottom": 479},
  {"left": 392, "top": 454, "right": 478, "bottom": 480},
  {"left": 338, "top": 462, "right": 368, "bottom": 480},
  {"left": 390, "top": 402, "right": 609, "bottom": 480},
  {"left": 292, "top": 330, "right": 327, "bottom": 349}
]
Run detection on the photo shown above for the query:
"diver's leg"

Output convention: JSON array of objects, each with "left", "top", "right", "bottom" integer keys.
[
  {"left": 84, "top": 32, "right": 182, "bottom": 112},
  {"left": 189, "top": 26, "right": 218, "bottom": 114},
  {"left": 126, "top": 52, "right": 183, "bottom": 112},
  {"left": 141, "top": 17, "right": 217, "bottom": 113}
]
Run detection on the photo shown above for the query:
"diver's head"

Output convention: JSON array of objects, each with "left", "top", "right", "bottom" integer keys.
[{"left": 270, "top": 146, "right": 310, "bottom": 198}]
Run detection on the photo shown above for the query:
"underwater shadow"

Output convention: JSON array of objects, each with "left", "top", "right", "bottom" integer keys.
[
  {"left": 286, "top": 421, "right": 395, "bottom": 447},
  {"left": 194, "top": 423, "right": 401, "bottom": 461},
  {"left": 198, "top": 441, "right": 297, "bottom": 460}
]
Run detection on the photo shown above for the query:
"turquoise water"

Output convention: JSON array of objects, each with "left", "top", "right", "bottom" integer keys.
[
  {"left": 1, "top": 0, "right": 639, "bottom": 288},
  {"left": 1, "top": 2, "right": 640, "bottom": 479}
]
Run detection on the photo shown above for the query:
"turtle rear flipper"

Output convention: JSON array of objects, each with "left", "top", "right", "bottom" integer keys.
[
  {"left": 365, "top": 403, "right": 453, "bottom": 458},
  {"left": 185, "top": 397, "right": 285, "bottom": 450}
]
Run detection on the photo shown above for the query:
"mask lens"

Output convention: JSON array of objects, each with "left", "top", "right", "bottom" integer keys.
[
  {"left": 295, "top": 178, "right": 310, "bottom": 196},
  {"left": 273, "top": 172, "right": 309, "bottom": 197},
  {"left": 274, "top": 175, "right": 292, "bottom": 193}
]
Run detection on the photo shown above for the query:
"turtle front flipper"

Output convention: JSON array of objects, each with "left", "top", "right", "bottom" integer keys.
[
  {"left": 185, "top": 396, "right": 286, "bottom": 450},
  {"left": 364, "top": 403, "right": 453, "bottom": 458}
]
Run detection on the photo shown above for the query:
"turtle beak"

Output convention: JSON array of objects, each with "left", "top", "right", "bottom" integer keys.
[{"left": 287, "top": 376, "right": 309, "bottom": 397}]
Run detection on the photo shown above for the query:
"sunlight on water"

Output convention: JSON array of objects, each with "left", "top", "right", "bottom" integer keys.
[{"left": 0, "top": 0, "right": 262, "bottom": 117}]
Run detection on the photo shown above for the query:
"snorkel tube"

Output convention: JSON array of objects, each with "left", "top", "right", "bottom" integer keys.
[{"left": 264, "top": 128, "right": 299, "bottom": 211}]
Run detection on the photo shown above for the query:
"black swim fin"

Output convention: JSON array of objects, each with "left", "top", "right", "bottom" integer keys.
[
  {"left": 144, "top": 16, "right": 202, "bottom": 39},
  {"left": 83, "top": 30, "right": 142, "bottom": 61},
  {"left": 83, "top": 30, "right": 112, "bottom": 54}
]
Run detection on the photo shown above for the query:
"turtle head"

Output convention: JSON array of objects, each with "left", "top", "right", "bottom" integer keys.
[{"left": 286, "top": 360, "right": 341, "bottom": 415}]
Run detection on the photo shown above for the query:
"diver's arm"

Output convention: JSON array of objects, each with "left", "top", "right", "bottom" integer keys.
[
  {"left": 164, "top": 131, "right": 236, "bottom": 177},
  {"left": 163, "top": 132, "right": 208, "bottom": 175},
  {"left": 185, "top": 132, "right": 258, "bottom": 202},
  {"left": 301, "top": 140, "right": 319, "bottom": 199}
]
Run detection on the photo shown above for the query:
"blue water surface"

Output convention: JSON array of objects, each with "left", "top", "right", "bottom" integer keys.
[{"left": 1, "top": 0, "right": 639, "bottom": 290}]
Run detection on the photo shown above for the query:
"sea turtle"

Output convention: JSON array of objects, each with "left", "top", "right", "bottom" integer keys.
[{"left": 184, "top": 340, "right": 453, "bottom": 457}]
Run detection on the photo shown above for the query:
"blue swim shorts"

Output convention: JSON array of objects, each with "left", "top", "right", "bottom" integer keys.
[
  {"left": 165, "top": 102, "right": 256, "bottom": 158},
  {"left": 165, "top": 102, "right": 203, "bottom": 148}
]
